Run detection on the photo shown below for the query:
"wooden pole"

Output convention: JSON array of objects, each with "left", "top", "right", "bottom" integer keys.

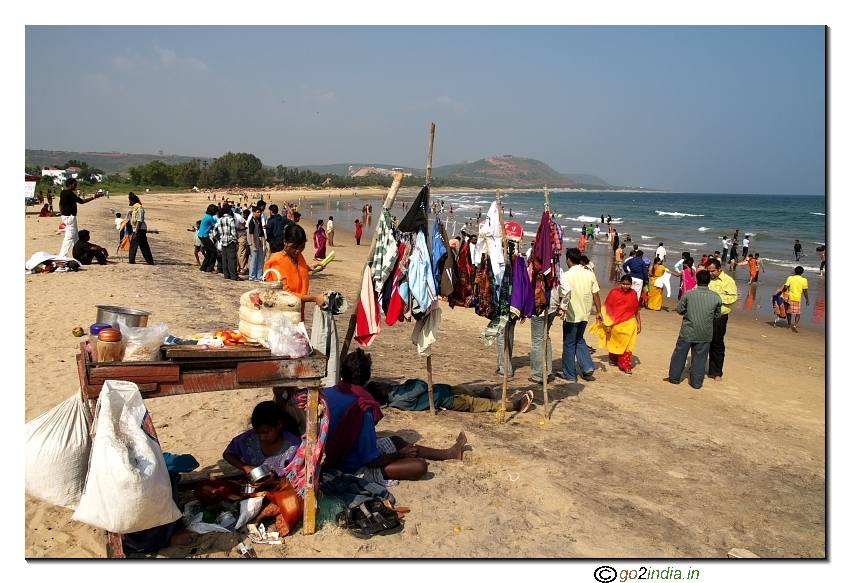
[
  {"left": 495, "top": 189, "right": 510, "bottom": 420},
  {"left": 542, "top": 184, "right": 551, "bottom": 420},
  {"left": 339, "top": 173, "right": 404, "bottom": 362},
  {"left": 425, "top": 122, "right": 437, "bottom": 416}
]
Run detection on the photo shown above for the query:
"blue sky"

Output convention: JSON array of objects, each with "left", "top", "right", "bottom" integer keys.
[{"left": 25, "top": 25, "right": 825, "bottom": 194}]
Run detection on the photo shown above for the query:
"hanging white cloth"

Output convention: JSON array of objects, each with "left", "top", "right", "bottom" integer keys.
[
  {"left": 411, "top": 307, "right": 442, "bottom": 357},
  {"left": 476, "top": 201, "right": 505, "bottom": 285}
]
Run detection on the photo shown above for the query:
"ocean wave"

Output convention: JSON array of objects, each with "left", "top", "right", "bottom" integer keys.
[
  {"left": 810, "top": 212, "right": 825, "bottom": 216},
  {"left": 760, "top": 257, "right": 821, "bottom": 270},
  {"left": 655, "top": 211, "right": 706, "bottom": 217},
  {"left": 576, "top": 215, "right": 602, "bottom": 223},
  {"left": 571, "top": 227, "right": 583, "bottom": 232},
  {"left": 524, "top": 221, "right": 539, "bottom": 225},
  {"left": 641, "top": 235, "right": 655, "bottom": 240},
  {"left": 698, "top": 227, "right": 711, "bottom": 232},
  {"left": 681, "top": 241, "right": 707, "bottom": 246}
]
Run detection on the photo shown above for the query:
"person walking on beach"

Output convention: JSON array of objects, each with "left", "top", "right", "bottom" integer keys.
[
  {"left": 782, "top": 266, "right": 809, "bottom": 332},
  {"left": 794, "top": 240, "right": 803, "bottom": 262},
  {"left": 706, "top": 258, "right": 738, "bottom": 382},
  {"left": 721, "top": 237, "right": 729, "bottom": 263},
  {"left": 557, "top": 247, "right": 604, "bottom": 383},
  {"left": 741, "top": 235, "right": 750, "bottom": 258},
  {"left": 623, "top": 250, "right": 649, "bottom": 299},
  {"left": 326, "top": 216, "right": 335, "bottom": 247},
  {"left": 127, "top": 193, "right": 155, "bottom": 265},
  {"left": 612, "top": 230, "right": 619, "bottom": 251},
  {"left": 313, "top": 220, "right": 327, "bottom": 260},
  {"left": 236, "top": 209, "right": 250, "bottom": 277},
  {"left": 614, "top": 244, "right": 626, "bottom": 279},
  {"left": 247, "top": 206, "right": 265, "bottom": 281},
  {"left": 728, "top": 242, "right": 740, "bottom": 271},
  {"left": 354, "top": 219, "right": 363, "bottom": 245},
  {"left": 664, "top": 270, "right": 721, "bottom": 389},
  {"left": 819, "top": 246, "right": 825, "bottom": 276},
  {"left": 57, "top": 178, "right": 104, "bottom": 257},
  {"left": 656, "top": 242, "right": 667, "bottom": 262}
]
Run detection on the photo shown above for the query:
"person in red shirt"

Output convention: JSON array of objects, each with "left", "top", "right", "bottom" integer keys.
[{"left": 354, "top": 219, "right": 363, "bottom": 245}]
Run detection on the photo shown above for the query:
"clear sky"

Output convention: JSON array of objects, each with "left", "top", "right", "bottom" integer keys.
[{"left": 25, "top": 25, "right": 824, "bottom": 194}]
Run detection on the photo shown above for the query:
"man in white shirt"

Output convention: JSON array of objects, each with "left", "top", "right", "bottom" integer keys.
[
  {"left": 656, "top": 242, "right": 667, "bottom": 262},
  {"left": 556, "top": 248, "right": 603, "bottom": 383},
  {"left": 721, "top": 237, "right": 729, "bottom": 263}
]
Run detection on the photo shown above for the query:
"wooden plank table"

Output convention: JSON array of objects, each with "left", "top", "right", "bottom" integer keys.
[{"left": 76, "top": 342, "right": 327, "bottom": 557}]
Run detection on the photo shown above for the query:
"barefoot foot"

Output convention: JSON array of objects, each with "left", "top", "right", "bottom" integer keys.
[
  {"left": 168, "top": 531, "right": 198, "bottom": 547},
  {"left": 450, "top": 431, "right": 468, "bottom": 460}
]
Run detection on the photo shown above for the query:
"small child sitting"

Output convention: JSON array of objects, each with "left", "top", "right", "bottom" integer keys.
[{"left": 222, "top": 401, "right": 302, "bottom": 479}]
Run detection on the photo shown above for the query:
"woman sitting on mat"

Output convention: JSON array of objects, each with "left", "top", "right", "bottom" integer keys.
[{"left": 223, "top": 401, "right": 302, "bottom": 479}]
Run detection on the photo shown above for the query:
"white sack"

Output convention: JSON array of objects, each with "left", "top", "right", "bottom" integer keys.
[
  {"left": 72, "top": 380, "right": 182, "bottom": 533},
  {"left": 25, "top": 391, "right": 93, "bottom": 510}
]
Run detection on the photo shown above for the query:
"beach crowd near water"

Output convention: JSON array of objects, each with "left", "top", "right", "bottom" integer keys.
[{"left": 25, "top": 184, "right": 825, "bottom": 558}]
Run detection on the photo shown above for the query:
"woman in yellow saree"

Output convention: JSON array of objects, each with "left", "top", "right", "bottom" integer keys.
[{"left": 590, "top": 274, "right": 642, "bottom": 374}]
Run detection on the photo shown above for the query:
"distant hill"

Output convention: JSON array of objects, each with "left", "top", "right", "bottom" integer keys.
[
  {"left": 26, "top": 149, "right": 625, "bottom": 189},
  {"left": 560, "top": 173, "right": 611, "bottom": 187}
]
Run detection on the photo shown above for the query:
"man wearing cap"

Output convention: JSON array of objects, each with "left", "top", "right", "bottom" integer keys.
[{"left": 58, "top": 178, "right": 104, "bottom": 257}]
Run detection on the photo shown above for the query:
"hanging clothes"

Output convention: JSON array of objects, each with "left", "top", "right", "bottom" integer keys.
[
  {"left": 411, "top": 307, "right": 442, "bottom": 357},
  {"left": 408, "top": 231, "right": 438, "bottom": 318},
  {"left": 371, "top": 209, "right": 399, "bottom": 293},
  {"left": 480, "top": 248, "right": 514, "bottom": 346},
  {"left": 310, "top": 290, "right": 349, "bottom": 388},
  {"left": 431, "top": 216, "right": 447, "bottom": 296},
  {"left": 354, "top": 265, "right": 380, "bottom": 346},
  {"left": 386, "top": 241, "right": 411, "bottom": 326},
  {"left": 477, "top": 201, "right": 506, "bottom": 286},
  {"left": 473, "top": 253, "right": 495, "bottom": 319},
  {"left": 438, "top": 222, "right": 457, "bottom": 299},
  {"left": 448, "top": 239, "right": 476, "bottom": 308},
  {"left": 510, "top": 254, "right": 535, "bottom": 319},
  {"left": 397, "top": 186, "right": 429, "bottom": 233}
]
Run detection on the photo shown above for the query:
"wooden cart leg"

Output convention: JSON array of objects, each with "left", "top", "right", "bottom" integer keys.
[
  {"left": 105, "top": 530, "right": 125, "bottom": 558},
  {"left": 301, "top": 386, "right": 319, "bottom": 535}
]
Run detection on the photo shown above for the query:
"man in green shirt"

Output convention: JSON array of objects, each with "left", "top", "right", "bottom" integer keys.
[
  {"left": 705, "top": 258, "right": 738, "bottom": 381},
  {"left": 665, "top": 270, "right": 721, "bottom": 389}
]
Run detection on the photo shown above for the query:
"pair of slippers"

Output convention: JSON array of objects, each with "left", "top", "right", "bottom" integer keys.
[{"left": 336, "top": 498, "right": 404, "bottom": 539}]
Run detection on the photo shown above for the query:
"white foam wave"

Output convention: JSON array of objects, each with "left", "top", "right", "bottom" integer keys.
[
  {"left": 698, "top": 227, "right": 711, "bottom": 232},
  {"left": 761, "top": 257, "right": 821, "bottom": 270},
  {"left": 576, "top": 215, "right": 602, "bottom": 223},
  {"left": 655, "top": 211, "right": 705, "bottom": 217},
  {"left": 641, "top": 235, "right": 655, "bottom": 240},
  {"left": 681, "top": 241, "right": 706, "bottom": 246},
  {"left": 810, "top": 212, "right": 825, "bottom": 216},
  {"left": 524, "top": 221, "right": 539, "bottom": 225},
  {"left": 571, "top": 227, "right": 583, "bottom": 232}
]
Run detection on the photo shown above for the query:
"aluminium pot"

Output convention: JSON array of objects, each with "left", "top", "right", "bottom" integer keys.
[{"left": 94, "top": 305, "right": 150, "bottom": 329}]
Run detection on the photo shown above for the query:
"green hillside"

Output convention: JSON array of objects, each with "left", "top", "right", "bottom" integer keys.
[{"left": 26, "top": 149, "right": 623, "bottom": 190}]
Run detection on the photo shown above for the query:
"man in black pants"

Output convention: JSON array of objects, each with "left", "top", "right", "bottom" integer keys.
[
  {"left": 705, "top": 258, "right": 737, "bottom": 382},
  {"left": 72, "top": 230, "right": 110, "bottom": 265}
]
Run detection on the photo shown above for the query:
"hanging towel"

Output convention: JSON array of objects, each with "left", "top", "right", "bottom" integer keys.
[
  {"left": 371, "top": 209, "right": 399, "bottom": 293},
  {"left": 478, "top": 201, "right": 505, "bottom": 285},
  {"left": 431, "top": 216, "right": 447, "bottom": 296},
  {"left": 310, "top": 291, "right": 349, "bottom": 387},
  {"left": 411, "top": 307, "right": 442, "bottom": 357},
  {"left": 408, "top": 231, "right": 438, "bottom": 317},
  {"left": 355, "top": 265, "right": 380, "bottom": 346}
]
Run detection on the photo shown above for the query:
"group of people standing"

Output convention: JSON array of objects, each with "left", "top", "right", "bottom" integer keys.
[{"left": 56, "top": 178, "right": 154, "bottom": 266}]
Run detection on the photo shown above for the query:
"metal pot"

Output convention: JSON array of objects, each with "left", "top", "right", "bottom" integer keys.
[
  {"left": 247, "top": 464, "right": 272, "bottom": 484},
  {"left": 241, "top": 483, "right": 257, "bottom": 495},
  {"left": 94, "top": 305, "right": 150, "bottom": 329}
]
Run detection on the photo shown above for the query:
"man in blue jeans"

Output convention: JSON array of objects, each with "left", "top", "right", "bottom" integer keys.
[{"left": 557, "top": 248, "right": 604, "bottom": 382}]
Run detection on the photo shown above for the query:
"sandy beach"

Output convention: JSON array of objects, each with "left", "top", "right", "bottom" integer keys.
[{"left": 23, "top": 186, "right": 825, "bottom": 559}]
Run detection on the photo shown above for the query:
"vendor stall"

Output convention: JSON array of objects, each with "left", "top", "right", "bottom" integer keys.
[{"left": 76, "top": 341, "right": 327, "bottom": 557}]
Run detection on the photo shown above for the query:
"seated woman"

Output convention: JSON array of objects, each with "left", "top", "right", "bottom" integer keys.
[
  {"left": 324, "top": 348, "right": 468, "bottom": 485},
  {"left": 222, "top": 401, "right": 302, "bottom": 479},
  {"left": 38, "top": 204, "right": 52, "bottom": 217}
]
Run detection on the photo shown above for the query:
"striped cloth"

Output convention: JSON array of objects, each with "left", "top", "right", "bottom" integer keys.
[
  {"left": 355, "top": 264, "right": 381, "bottom": 346},
  {"left": 283, "top": 390, "right": 330, "bottom": 500},
  {"left": 371, "top": 209, "right": 398, "bottom": 292}
]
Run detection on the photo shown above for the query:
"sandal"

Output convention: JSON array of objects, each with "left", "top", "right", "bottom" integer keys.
[
  {"left": 336, "top": 498, "right": 404, "bottom": 539},
  {"left": 520, "top": 390, "right": 534, "bottom": 413}
]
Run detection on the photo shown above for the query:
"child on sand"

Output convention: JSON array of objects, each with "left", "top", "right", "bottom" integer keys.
[{"left": 222, "top": 401, "right": 301, "bottom": 479}]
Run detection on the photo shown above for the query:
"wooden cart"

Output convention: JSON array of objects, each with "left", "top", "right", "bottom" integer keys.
[{"left": 76, "top": 342, "right": 327, "bottom": 557}]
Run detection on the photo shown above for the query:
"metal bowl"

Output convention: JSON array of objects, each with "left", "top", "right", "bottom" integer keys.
[
  {"left": 95, "top": 305, "right": 150, "bottom": 329},
  {"left": 241, "top": 483, "right": 257, "bottom": 495},
  {"left": 247, "top": 464, "right": 272, "bottom": 484}
]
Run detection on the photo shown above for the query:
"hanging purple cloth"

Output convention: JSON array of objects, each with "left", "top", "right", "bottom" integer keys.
[
  {"left": 509, "top": 253, "right": 535, "bottom": 319},
  {"left": 534, "top": 211, "right": 553, "bottom": 276}
]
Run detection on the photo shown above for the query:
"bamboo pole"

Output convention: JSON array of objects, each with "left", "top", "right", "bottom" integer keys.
[
  {"left": 338, "top": 173, "right": 404, "bottom": 362},
  {"left": 495, "top": 189, "right": 510, "bottom": 420},
  {"left": 542, "top": 184, "right": 551, "bottom": 420},
  {"left": 425, "top": 122, "right": 437, "bottom": 416}
]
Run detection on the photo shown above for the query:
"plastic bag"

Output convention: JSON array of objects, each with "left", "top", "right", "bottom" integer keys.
[
  {"left": 25, "top": 391, "right": 93, "bottom": 510},
  {"left": 182, "top": 498, "right": 263, "bottom": 534},
  {"left": 72, "top": 380, "right": 182, "bottom": 533},
  {"left": 262, "top": 308, "right": 312, "bottom": 358},
  {"left": 119, "top": 322, "right": 169, "bottom": 361}
]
